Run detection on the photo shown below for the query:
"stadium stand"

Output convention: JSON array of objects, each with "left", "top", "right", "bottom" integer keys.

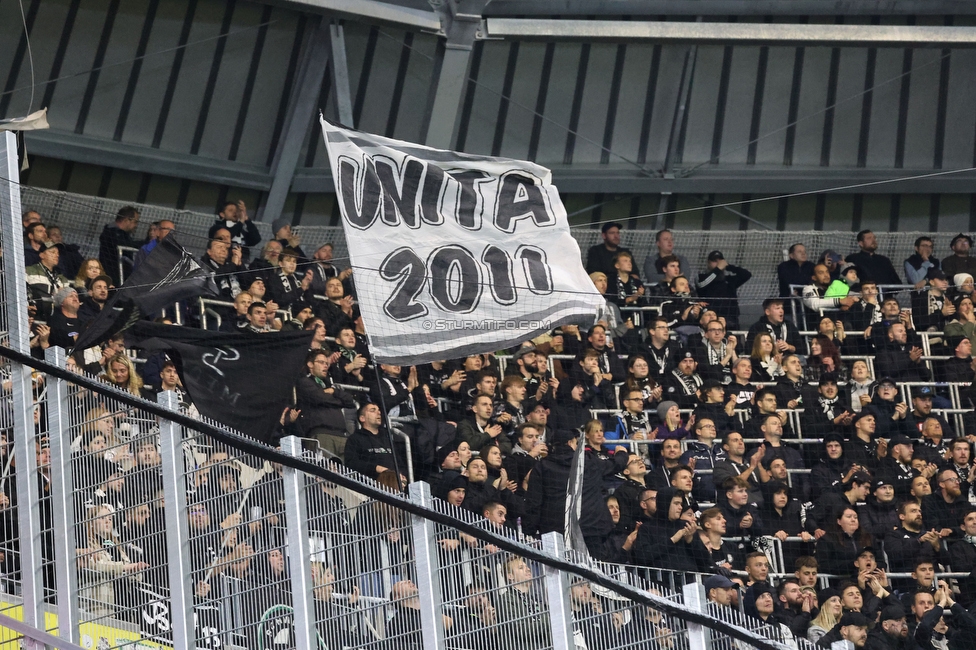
[{"left": 5, "top": 177, "right": 976, "bottom": 649}]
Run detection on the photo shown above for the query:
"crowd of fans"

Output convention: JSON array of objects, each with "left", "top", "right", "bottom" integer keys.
[{"left": 15, "top": 205, "right": 976, "bottom": 648}]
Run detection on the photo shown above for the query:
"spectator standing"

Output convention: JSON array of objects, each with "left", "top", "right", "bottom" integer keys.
[
  {"left": 133, "top": 220, "right": 175, "bottom": 269},
  {"left": 942, "top": 233, "right": 976, "bottom": 279},
  {"left": 26, "top": 241, "right": 71, "bottom": 318},
  {"left": 696, "top": 250, "right": 751, "bottom": 329},
  {"left": 911, "top": 268, "right": 954, "bottom": 334},
  {"left": 778, "top": 243, "right": 816, "bottom": 298},
  {"left": 208, "top": 201, "right": 261, "bottom": 262},
  {"left": 296, "top": 350, "right": 357, "bottom": 459},
  {"left": 24, "top": 222, "right": 47, "bottom": 267},
  {"left": 344, "top": 404, "right": 406, "bottom": 480},
  {"left": 875, "top": 323, "right": 931, "bottom": 383},
  {"left": 905, "top": 236, "right": 940, "bottom": 288},
  {"left": 98, "top": 206, "right": 141, "bottom": 286},
  {"left": 643, "top": 229, "right": 695, "bottom": 285},
  {"left": 47, "top": 287, "right": 82, "bottom": 349},
  {"left": 496, "top": 557, "right": 550, "bottom": 650},
  {"left": 845, "top": 230, "right": 902, "bottom": 286},
  {"left": 585, "top": 222, "right": 631, "bottom": 279}
]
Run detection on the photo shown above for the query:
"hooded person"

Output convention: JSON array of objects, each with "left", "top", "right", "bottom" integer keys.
[
  {"left": 810, "top": 433, "right": 854, "bottom": 496},
  {"left": 817, "top": 612, "right": 870, "bottom": 649},
  {"left": 632, "top": 487, "right": 699, "bottom": 571}
]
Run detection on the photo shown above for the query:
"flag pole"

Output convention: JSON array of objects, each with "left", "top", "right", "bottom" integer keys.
[{"left": 371, "top": 363, "right": 406, "bottom": 493}]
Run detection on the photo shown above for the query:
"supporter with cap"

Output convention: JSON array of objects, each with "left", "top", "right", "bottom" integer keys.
[
  {"left": 906, "top": 387, "right": 955, "bottom": 439},
  {"left": 703, "top": 573, "right": 739, "bottom": 607},
  {"left": 47, "top": 287, "right": 82, "bottom": 349},
  {"left": 695, "top": 250, "right": 751, "bottom": 329},
  {"left": 585, "top": 221, "right": 631, "bottom": 279},
  {"left": 270, "top": 216, "right": 307, "bottom": 261},
  {"left": 844, "top": 407, "right": 888, "bottom": 469},
  {"left": 27, "top": 240, "right": 71, "bottom": 318},
  {"left": 745, "top": 298, "right": 803, "bottom": 355},
  {"left": 877, "top": 434, "right": 920, "bottom": 499},
  {"left": 942, "top": 233, "right": 976, "bottom": 278},
  {"left": 846, "top": 230, "right": 902, "bottom": 286},
  {"left": 868, "top": 377, "right": 911, "bottom": 439},
  {"left": 802, "top": 373, "right": 855, "bottom": 439},
  {"left": 662, "top": 352, "right": 704, "bottom": 409},
  {"left": 905, "top": 236, "right": 941, "bottom": 288},
  {"left": 938, "top": 335, "right": 976, "bottom": 384},
  {"left": 825, "top": 262, "right": 860, "bottom": 299},
  {"left": 808, "top": 588, "right": 843, "bottom": 644},
  {"left": 522, "top": 429, "right": 581, "bottom": 536},
  {"left": 860, "top": 478, "right": 898, "bottom": 546},
  {"left": 779, "top": 242, "right": 816, "bottom": 298},
  {"left": 643, "top": 229, "right": 694, "bottom": 285},
  {"left": 876, "top": 322, "right": 931, "bottom": 383},
  {"left": 865, "top": 605, "right": 916, "bottom": 650},
  {"left": 912, "top": 268, "right": 954, "bottom": 334}
]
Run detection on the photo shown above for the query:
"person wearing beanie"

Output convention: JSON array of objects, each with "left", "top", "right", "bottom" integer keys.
[
  {"left": 810, "top": 433, "right": 854, "bottom": 496},
  {"left": 945, "top": 293, "right": 976, "bottom": 354},
  {"left": 47, "top": 286, "right": 82, "bottom": 350},
  {"left": 865, "top": 604, "right": 919, "bottom": 650},
  {"left": 942, "top": 233, "right": 976, "bottom": 279},
  {"left": 859, "top": 478, "right": 899, "bottom": 548},
  {"left": 808, "top": 587, "right": 843, "bottom": 644},
  {"left": 653, "top": 400, "right": 689, "bottom": 441},
  {"left": 950, "top": 271, "right": 975, "bottom": 303},
  {"left": 937, "top": 335, "right": 976, "bottom": 384},
  {"left": 911, "top": 267, "right": 953, "bottom": 334},
  {"left": 26, "top": 240, "right": 72, "bottom": 320}
]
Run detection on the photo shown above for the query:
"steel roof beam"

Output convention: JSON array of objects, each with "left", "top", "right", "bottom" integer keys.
[
  {"left": 483, "top": 0, "right": 976, "bottom": 17},
  {"left": 485, "top": 18, "right": 976, "bottom": 46}
]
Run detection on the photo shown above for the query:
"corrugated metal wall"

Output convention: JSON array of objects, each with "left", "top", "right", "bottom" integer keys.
[{"left": 2, "top": 0, "right": 975, "bottom": 228}]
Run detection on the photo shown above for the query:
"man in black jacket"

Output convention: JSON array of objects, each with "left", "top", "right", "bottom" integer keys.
[
  {"left": 948, "top": 509, "right": 976, "bottom": 606},
  {"left": 208, "top": 200, "right": 261, "bottom": 262},
  {"left": 98, "top": 206, "right": 140, "bottom": 285},
  {"left": 344, "top": 403, "right": 406, "bottom": 481},
  {"left": 696, "top": 250, "right": 752, "bottom": 329},
  {"left": 775, "top": 578, "right": 814, "bottom": 640},
  {"left": 876, "top": 323, "right": 931, "bottom": 383},
  {"left": 296, "top": 350, "right": 357, "bottom": 459},
  {"left": 886, "top": 500, "right": 943, "bottom": 574},
  {"left": 846, "top": 230, "right": 902, "bottom": 286},
  {"left": 745, "top": 298, "right": 802, "bottom": 355}
]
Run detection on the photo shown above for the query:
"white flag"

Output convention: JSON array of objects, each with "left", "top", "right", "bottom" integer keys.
[{"left": 320, "top": 119, "right": 604, "bottom": 365}]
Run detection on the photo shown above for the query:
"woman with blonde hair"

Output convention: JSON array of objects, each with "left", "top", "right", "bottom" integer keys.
[
  {"left": 99, "top": 353, "right": 144, "bottom": 396},
  {"left": 807, "top": 588, "right": 843, "bottom": 643},
  {"left": 78, "top": 504, "right": 147, "bottom": 617},
  {"left": 74, "top": 258, "right": 106, "bottom": 291}
]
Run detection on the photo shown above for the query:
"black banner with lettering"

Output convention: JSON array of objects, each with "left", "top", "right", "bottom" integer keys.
[{"left": 127, "top": 322, "right": 312, "bottom": 442}]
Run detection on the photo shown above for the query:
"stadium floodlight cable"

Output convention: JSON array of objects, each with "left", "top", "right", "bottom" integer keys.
[{"left": 0, "top": 342, "right": 791, "bottom": 650}]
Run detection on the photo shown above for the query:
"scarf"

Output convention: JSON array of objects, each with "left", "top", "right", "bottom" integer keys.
[
  {"left": 820, "top": 396, "right": 839, "bottom": 418},
  {"left": 965, "top": 534, "right": 976, "bottom": 546},
  {"left": 706, "top": 341, "right": 728, "bottom": 367},
  {"left": 649, "top": 344, "right": 671, "bottom": 376},
  {"left": 671, "top": 368, "right": 702, "bottom": 396}
]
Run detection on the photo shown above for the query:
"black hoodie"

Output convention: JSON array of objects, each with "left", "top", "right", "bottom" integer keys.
[
  {"left": 810, "top": 434, "right": 852, "bottom": 496},
  {"left": 632, "top": 488, "right": 699, "bottom": 571}
]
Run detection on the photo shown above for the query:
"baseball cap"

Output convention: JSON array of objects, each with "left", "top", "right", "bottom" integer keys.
[
  {"left": 880, "top": 605, "right": 907, "bottom": 623},
  {"left": 839, "top": 612, "right": 871, "bottom": 628},
  {"left": 927, "top": 267, "right": 948, "bottom": 281},
  {"left": 39, "top": 240, "right": 56, "bottom": 251},
  {"left": 551, "top": 429, "right": 579, "bottom": 447},
  {"left": 512, "top": 344, "right": 537, "bottom": 363},
  {"left": 873, "top": 477, "right": 893, "bottom": 490},
  {"left": 914, "top": 386, "right": 935, "bottom": 398},
  {"left": 889, "top": 434, "right": 914, "bottom": 448},
  {"left": 851, "top": 471, "right": 873, "bottom": 485},
  {"left": 703, "top": 574, "right": 737, "bottom": 592},
  {"left": 707, "top": 250, "right": 724, "bottom": 262},
  {"left": 877, "top": 377, "right": 898, "bottom": 389},
  {"left": 856, "top": 546, "right": 876, "bottom": 559}
]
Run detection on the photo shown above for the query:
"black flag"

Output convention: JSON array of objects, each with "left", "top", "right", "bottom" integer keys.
[
  {"left": 127, "top": 322, "right": 313, "bottom": 443},
  {"left": 72, "top": 236, "right": 219, "bottom": 352}
]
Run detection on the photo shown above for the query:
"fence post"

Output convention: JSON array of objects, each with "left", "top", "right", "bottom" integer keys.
[
  {"left": 1, "top": 130, "right": 46, "bottom": 642},
  {"left": 157, "top": 391, "right": 196, "bottom": 650},
  {"left": 682, "top": 581, "right": 713, "bottom": 650},
  {"left": 407, "top": 481, "right": 446, "bottom": 650},
  {"left": 280, "top": 435, "right": 317, "bottom": 650},
  {"left": 44, "top": 347, "right": 81, "bottom": 644},
  {"left": 541, "top": 532, "right": 574, "bottom": 650}
]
